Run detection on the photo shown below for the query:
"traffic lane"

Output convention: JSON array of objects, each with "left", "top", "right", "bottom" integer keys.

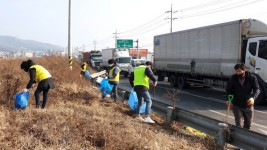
[
  {"left": 119, "top": 76, "right": 267, "bottom": 134},
  {"left": 153, "top": 82, "right": 267, "bottom": 133}
]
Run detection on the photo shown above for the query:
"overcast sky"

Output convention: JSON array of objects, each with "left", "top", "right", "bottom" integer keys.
[{"left": 1, "top": 0, "right": 267, "bottom": 52}]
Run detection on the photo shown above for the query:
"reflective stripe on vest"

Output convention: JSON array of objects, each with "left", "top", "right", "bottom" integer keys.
[
  {"left": 109, "top": 66, "right": 120, "bottom": 82},
  {"left": 29, "top": 65, "right": 52, "bottom": 83},
  {"left": 133, "top": 65, "right": 149, "bottom": 89}
]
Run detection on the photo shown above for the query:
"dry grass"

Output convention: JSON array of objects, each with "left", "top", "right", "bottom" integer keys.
[{"left": 0, "top": 56, "right": 216, "bottom": 149}]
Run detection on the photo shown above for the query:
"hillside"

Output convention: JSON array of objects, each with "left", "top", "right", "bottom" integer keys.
[
  {"left": 0, "top": 56, "right": 216, "bottom": 149},
  {"left": 0, "top": 35, "right": 63, "bottom": 51}
]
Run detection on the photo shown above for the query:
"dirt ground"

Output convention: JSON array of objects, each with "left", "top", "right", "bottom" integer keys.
[{"left": 0, "top": 56, "right": 217, "bottom": 149}]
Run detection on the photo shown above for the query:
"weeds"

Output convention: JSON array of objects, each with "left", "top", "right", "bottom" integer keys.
[{"left": 0, "top": 56, "right": 216, "bottom": 149}]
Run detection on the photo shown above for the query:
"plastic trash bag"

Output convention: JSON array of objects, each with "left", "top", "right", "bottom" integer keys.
[
  {"left": 14, "top": 91, "right": 30, "bottom": 109},
  {"left": 85, "top": 70, "right": 91, "bottom": 79},
  {"left": 99, "top": 79, "right": 114, "bottom": 96},
  {"left": 128, "top": 89, "right": 146, "bottom": 113}
]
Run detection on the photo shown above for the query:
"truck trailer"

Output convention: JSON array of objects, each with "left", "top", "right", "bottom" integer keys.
[
  {"left": 154, "top": 19, "right": 267, "bottom": 104},
  {"left": 102, "top": 48, "right": 132, "bottom": 76}
]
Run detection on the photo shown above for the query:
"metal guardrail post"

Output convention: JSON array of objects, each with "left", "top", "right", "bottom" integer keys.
[
  {"left": 166, "top": 106, "right": 174, "bottom": 124},
  {"left": 217, "top": 123, "right": 228, "bottom": 150}
]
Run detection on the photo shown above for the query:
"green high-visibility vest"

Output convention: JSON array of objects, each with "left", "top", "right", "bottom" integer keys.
[{"left": 134, "top": 65, "right": 149, "bottom": 89}]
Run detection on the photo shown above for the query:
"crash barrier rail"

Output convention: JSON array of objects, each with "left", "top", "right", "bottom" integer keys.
[{"left": 117, "top": 87, "right": 267, "bottom": 150}]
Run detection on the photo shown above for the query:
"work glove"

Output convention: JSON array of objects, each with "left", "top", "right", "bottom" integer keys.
[
  {"left": 22, "top": 88, "right": 28, "bottom": 93},
  {"left": 247, "top": 98, "right": 254, "bottom": 106}
]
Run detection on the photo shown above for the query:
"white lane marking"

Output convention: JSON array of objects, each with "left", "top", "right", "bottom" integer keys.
[
  {"left": 156, "top": 85, "right": 267, "bottom": 115},
  {"left": 254, "top": 110, "right": 267, "bottom": 115},
  {"left": 209, "top": 110, "right": 267, "bottom": 130},
  {"left": 258, "top": 129, "right": 267, "bottom": 135}
]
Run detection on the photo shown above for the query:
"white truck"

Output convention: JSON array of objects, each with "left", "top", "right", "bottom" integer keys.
[
  {"left": 102, "top": 48, "right": 132, "bottom": 77},
  {"left": 154, "top": 19, "right": 267, "bottom": 104}
]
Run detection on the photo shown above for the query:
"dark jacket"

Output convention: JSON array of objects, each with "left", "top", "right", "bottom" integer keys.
[
  {"left": 129, "top": 66, "right": 157, "bottom": 91},
  {"left": 226, "top": 71, "right": 260, "bottom": 108}
]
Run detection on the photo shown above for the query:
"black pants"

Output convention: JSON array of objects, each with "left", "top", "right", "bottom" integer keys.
[
  {"left": 34, "top": 88, "right": 50, "bottom": 108},
  {"left": 111, "top": 84, "right": 118, "bottom": 101},
  {"left": 232, "top": 105, "right": 254, "bottom": 129}
]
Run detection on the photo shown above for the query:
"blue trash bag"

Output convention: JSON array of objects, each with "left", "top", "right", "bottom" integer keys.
[
  {"left": 85, "top": 70, "right": 91, "bottom": 79},
  {"left": 128, "top": 89, "right": 146, "bottom": 114},
  {"left": 99, "top": 79, "right": 114, "bottom": 96},
  {"left": 14, "top": 91, "right": 30, "bottom": 109}
]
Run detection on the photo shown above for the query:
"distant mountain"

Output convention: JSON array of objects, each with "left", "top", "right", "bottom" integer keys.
[{"left": 0, "top": 35, "right": 64, "bottom": 51}]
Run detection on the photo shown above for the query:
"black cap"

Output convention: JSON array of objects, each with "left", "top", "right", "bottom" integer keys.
[{"left": 145, "top": 61, "right": 153, "bottom": 66}]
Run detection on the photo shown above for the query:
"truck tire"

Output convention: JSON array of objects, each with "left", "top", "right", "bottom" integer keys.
[
  {"left": 170, "top": 75, "right": 177, "bottom": 87},
  {"left": 177, "top": 76, "right": 186, "bottom": 89}
]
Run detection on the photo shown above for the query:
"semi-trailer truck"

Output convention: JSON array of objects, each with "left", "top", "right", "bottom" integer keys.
[{"left": 154, "top": 19, "right": 267, "bottom": 104}]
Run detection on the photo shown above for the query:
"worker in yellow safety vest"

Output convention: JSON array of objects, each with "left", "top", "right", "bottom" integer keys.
[
  {"left": 106, "top": 59, "right": 120, "bottom": 101},
  {"left": 129, "top": 61, "right": 157, "bottom": 123},
  {"left": 80, "top": 62, "right": 87, "bottom": 76},
  {"left": 21, "top": 59, "right": 55, "bottom": 109}
]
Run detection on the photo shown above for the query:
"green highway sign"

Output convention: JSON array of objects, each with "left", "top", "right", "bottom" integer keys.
[{"left": 116, "top": 39, "right": 133, "bottom": 48}]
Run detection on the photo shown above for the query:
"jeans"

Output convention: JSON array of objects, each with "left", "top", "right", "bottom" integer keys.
[
  {"left": 111, "top": 84, "right": 118, "bottom": 101},
  {"left": 136, "top": 90, "right": 152, "bottom": 116},
  {"left": 34, "top": 88, "right": 50, "bottom": 109},
  {"left": 232, "top": 105, "right": 254, "bottom": 129}
]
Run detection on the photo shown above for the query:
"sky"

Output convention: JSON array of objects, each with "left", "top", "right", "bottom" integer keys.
[{"left": 1, "top": 0, "right": 267, "bottom": 52}]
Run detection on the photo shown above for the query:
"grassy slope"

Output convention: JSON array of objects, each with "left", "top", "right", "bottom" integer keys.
[{"left": 0, "top": 56, "right": 216, "bottom": 149}]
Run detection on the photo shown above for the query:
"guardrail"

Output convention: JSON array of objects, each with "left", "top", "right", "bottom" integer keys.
[{"left": 118, "top": 87, "right": 267, "bottom": 150}]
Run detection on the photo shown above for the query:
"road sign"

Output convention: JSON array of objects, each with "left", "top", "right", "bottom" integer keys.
[{"left": 116, "top": 39, "right": 133, "bottom": 48}]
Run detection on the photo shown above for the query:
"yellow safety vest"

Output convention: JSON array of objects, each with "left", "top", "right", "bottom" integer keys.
[
  {"left": 29, "top": 65, "right": 52, "bottom": 83},
  {"left": 133, "top": 65, "right": 149, "bottom": 89},
  {"left": 81, "top": 62, "right": 87, "bottom": 72},
  {"left": 109, "top": 66, "right": 120, "bottom": 82}
]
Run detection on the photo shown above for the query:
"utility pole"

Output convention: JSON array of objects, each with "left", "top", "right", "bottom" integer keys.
[
  {"left": 93, "top": 41, "right": 97, "bottom": 50},
  {"left": 135, "top": 39, "right": 139, "bottom": 58},
  {"left": 113, "top": 29, "right": 120, "bottom": 48},
  {"left": 165, "top": 4, "right": 177, "bottom": 33},
  {"left": 68, "top": 0, "right": 72, "bottom": 70}
]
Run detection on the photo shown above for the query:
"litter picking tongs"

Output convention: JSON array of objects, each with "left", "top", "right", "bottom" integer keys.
[{"left": 225, "top": 95, "right": 234, "bottom": 124}]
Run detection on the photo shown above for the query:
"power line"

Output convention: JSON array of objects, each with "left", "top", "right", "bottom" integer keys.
[
  {"left": 180, "top": 0, "right": 262, "bottom": 19},
  {"left": 119, "top": 13, "right": 166, "bottom": 34}
]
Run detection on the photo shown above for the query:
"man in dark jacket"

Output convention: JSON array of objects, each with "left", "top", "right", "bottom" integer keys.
[
  {"left": 129, "top": 61, "right": 157, "bottom": 123},
  {"left": 21, "top": 59, "right": 55, "bottom": 109},
  {"left": 226, "top": 63, "right": 260, "bottom": 129}
]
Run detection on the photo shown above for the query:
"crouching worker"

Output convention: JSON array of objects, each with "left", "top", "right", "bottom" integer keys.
[
  {"left": 80, "top": 62, "right": 91, "bottom": 79},
  {"left": 20, "top": 59, "right": 55, "bottom": 109}
]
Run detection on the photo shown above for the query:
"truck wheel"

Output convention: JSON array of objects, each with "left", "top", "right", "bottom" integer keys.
[
  {"left": 177, "top": 76, "right": 186, "bottom": 89},
  {"left": 254, "top": 85, "right": 266, "bottom": 105},
  {"left": 170, "top": 75, "right": 177, "bottom": 87}
]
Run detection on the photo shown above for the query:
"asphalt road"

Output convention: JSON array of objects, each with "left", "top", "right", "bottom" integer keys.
[{"left": 118, "top": 76, "right": 267, "bottom": 135}]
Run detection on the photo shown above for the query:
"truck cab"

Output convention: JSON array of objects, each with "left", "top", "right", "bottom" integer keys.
[{"left": 245, "top": 37, "right": 267, "bottom": 104}]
